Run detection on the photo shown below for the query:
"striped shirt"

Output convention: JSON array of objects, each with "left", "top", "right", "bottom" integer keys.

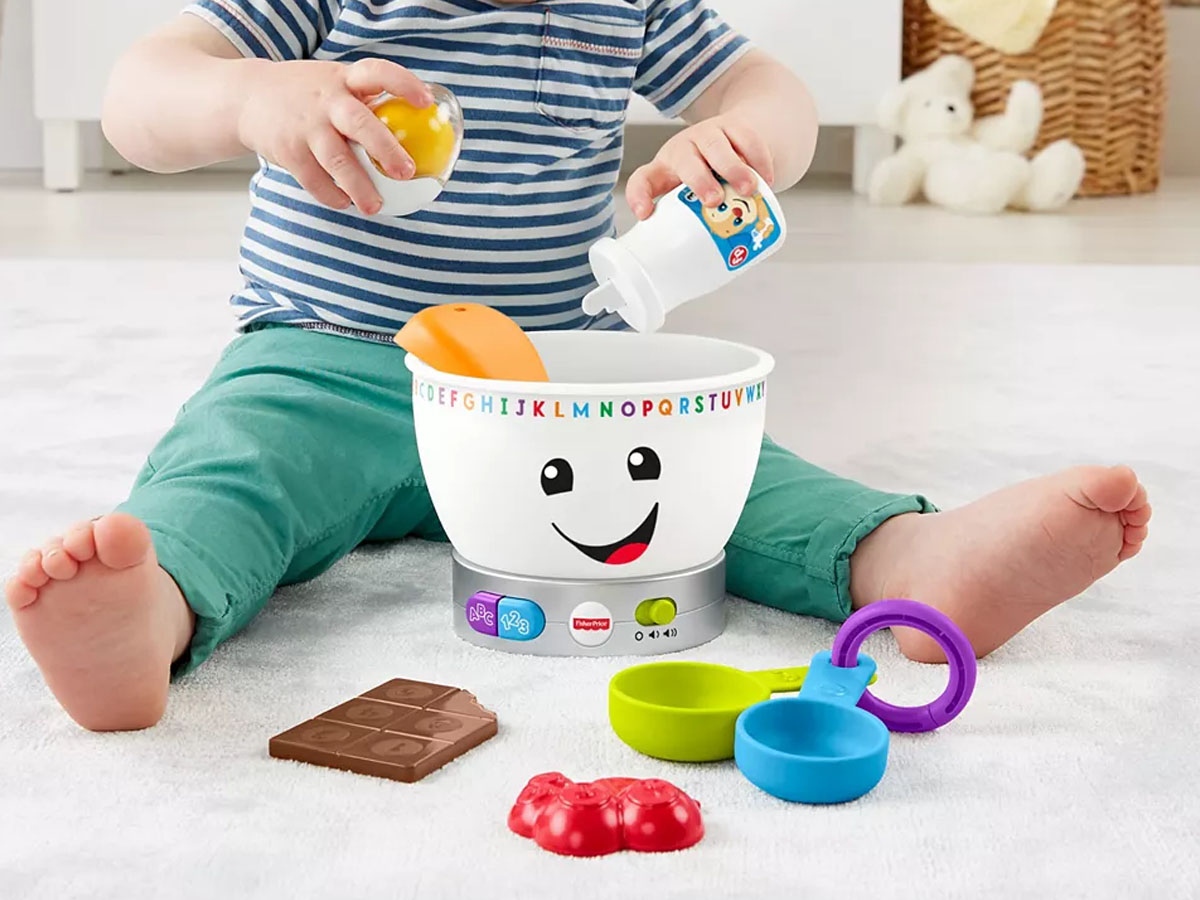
[{"left": 183, "top": 0, "right": 750, "bottom": 340}]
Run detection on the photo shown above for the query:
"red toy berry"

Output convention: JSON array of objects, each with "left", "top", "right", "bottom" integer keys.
[
  {"left": 620, "top": 778, "right": 704, "bottom": 852},
  {"left": 532, "top": 782, "right": 624, "bottom": 857},
  {"left": 508, "top": 772, "right": 704, "bottom": 856},
  {"left": 592, "top": 777, "right": 638, "bottom": 796},
  {"left": 507, "top": 772, "right": 572, "bottom": 838}
]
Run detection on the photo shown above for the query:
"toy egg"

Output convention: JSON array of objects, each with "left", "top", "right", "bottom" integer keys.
[{"left": 351, "top": 83, "right": 463, "bottom": 217}]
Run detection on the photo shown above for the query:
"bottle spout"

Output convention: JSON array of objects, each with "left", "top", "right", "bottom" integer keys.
[{"left": 582, "top": 280, "right": 624, "bottom": 317}]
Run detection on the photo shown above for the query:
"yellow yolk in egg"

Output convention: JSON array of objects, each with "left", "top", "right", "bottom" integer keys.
[{"left": 372, "top": 97, "right": 457, "bottom": 179}]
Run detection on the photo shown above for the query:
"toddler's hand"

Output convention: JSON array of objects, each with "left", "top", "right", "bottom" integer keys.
[
  {"left": 237, "top": 58, "right": 433, "bottom": 215},
  {"left": 625, "top": 114, "right": 775, "bottom": 219}
]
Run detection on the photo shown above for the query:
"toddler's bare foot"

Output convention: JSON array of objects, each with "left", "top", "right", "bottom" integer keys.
[
  {"left": 850, "top": 465, "right": 1150, "bottom": 662},
  {"left": 4, "top": 513, "right": 194, "bottom": 731}
]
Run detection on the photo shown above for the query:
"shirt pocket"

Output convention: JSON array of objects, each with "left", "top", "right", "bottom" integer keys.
[{"left": 535, "top": 10, "right": 643, "bottom": 136}]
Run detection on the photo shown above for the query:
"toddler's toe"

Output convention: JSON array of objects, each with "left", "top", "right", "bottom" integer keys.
[
  {"left": 93, "top": 513, "right": 152, "bottom": 570},
  {"left": 1120, "top": 520, "right": 1150, "bottom": 560},
  {"left": 41, "top": 542, "right": 79, "bottom": 581},
  {"left": 5, "top": 576, "right": 39, "bottom": 611},
  {"left": 1067, "top": 464, "right": 1140, "bottom": 513},
  {"left": 1122, "top": 504, "right": 1152, "bottom": 529},
  {"left": 1123, "top": 524, "right": 1149, "bottom": 544},
  {"left": 1120, "top": 484, "right": 1152, "bottom": 527},
  {"left": 16, "top": 550, "right": 49, "bottom": 588},
  {"left": 62, "top": 521, "right": 98, "bottom": 562}
]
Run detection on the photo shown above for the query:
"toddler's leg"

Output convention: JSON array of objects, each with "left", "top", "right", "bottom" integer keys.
[
  {"left": 6, "top": 327, "right": 437, "bottom": 730},
  {"left": 728, "top": 440, "right": 1150, "bottom": 660},
  {"left": 725, "top": 439, "right": 935, "bottom": 624}
]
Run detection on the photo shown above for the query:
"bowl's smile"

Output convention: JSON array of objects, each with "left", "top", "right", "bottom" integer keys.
[{"left": 552, "top": 502, "right": 659, "bottom": 566}]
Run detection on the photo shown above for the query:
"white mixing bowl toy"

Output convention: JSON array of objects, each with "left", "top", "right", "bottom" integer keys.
[
  {"left": 394, "top": 170, "right": 787, "bottom": 656},
  {"left": 349, "top": 84, "right": 464, "bottom": 217},
  {"left": 397, "top": 305, "right": 774, "bottom": 656},
  {"left": 584, "top": 172, "right": 787, "bottom": 332}
]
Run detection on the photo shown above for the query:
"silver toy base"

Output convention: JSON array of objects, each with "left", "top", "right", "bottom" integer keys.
[{"left": 453, "top": 552, "right": 726, "bottom": 656}]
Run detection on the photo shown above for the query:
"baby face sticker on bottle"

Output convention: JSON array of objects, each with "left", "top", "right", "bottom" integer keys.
[{"left": 679, "top": 182, "right": 782, "bottom": 271}]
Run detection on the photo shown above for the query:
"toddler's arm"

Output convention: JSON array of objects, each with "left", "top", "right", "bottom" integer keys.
[
  {"left": 626, "top": 49, "right": 818, "bottom": 218},
  {"left": 102, "top": 15, "right": 430, "bottom": 214}
]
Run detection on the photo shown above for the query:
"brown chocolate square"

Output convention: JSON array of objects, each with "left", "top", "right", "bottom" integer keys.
[
  {"left": 362, "top": 679, "right": 457, "bottom": 707},
  {"left": 318, "top": 698, "right": 415, "bottom": 730},
  {"left": 269, "top": 720, "right": 378, "bottom": 769},
  {"left": 386, "top": 708, "right": 494, "bottom": 743},
  {"left": 335, "top": 732, "right": 452, "bottom": 782},
  {"left": 269, "top": 678, "right": 497, "bottom": 783},
  {"left": 427, "top": 689, "right": 497, "bottom": 720}
]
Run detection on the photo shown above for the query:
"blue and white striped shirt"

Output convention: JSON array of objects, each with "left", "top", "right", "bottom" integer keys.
[{"left": 183, "top": 0, "right": 750, "bottom": 339}]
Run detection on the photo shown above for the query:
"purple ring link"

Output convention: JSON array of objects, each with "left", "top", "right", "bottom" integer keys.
[{"left": 829, "top": 599, "right": 977, "bottom": 733}]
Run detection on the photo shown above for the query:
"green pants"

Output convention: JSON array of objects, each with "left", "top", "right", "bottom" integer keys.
[{"left": 119, "top": 326, "right": 933, "bottom": 674}]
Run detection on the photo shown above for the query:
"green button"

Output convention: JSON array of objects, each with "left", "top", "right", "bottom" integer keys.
[{"left": 636, "top": 598, "right": 677, "bottom": 627}]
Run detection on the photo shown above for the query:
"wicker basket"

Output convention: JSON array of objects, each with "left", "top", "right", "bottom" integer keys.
[{"left": 903, "top": 0, "right": 1167, "bottom": 195}]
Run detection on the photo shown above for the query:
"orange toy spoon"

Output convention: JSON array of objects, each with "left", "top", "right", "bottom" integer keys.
[{"left": 394, "top": 303, "right": 550, "bottom": 381}]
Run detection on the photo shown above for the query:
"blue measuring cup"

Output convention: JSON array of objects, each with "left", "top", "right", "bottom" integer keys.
[
  {"left": 734, "top": 650, "right": 888, "bottom": 804},
  {"left": 733, "top": 599, "right": 977, "bottom": 804}
]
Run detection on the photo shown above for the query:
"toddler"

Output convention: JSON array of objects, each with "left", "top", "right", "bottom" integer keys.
[{"left": 6, "top": 0, "right": 1150, "bottom": 731}]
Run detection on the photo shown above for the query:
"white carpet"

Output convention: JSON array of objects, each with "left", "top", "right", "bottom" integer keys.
[{"left": 2, "top": 258, "right": 1198, "bottom": 899}]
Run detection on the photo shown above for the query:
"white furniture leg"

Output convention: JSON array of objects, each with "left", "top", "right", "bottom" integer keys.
[
  {"left": 42, "top": 119, "right": 84, "bottom": 191},
  {"left": 852, "top": 125, "right": 895, "bottom": 195}
]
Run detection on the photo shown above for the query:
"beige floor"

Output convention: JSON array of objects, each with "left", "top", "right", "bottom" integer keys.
[{"left": 0, "top": 169, "right": 1197, "bottom": 265}]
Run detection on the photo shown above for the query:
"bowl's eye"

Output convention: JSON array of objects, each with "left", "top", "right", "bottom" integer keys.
[
  {"left": 541, "top": 458, "right": 574, "bottom": 496},
  {"left": 627, "top": 447, "right": 661, "bottom": 482},
  {"left": 717, "top": 203, "right": 728, "bottom": 212}
]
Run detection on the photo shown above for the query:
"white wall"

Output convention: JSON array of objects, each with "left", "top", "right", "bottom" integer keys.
[
  {"left": 0, "top": 0, "right": 103, "bottom": 169},
  {"left": 1, "top": 0, "right": 1197, "bottom": 175},
  {"left": 0, "top": 0, "right": 43, "bottom": 168},
  {"left": 1164, "top": 7, "right": 1200, "bottom": 177}
]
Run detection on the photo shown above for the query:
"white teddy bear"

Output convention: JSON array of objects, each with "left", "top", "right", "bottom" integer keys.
[{"left": 868, "top": 55, "right": 1086, "bottom": 214}]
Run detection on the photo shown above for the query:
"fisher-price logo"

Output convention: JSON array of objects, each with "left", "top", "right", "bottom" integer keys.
[{"left": 572, "top": 617, "right": 611, "bottom": 632}]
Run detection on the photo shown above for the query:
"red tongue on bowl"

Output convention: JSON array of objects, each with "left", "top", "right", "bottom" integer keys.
[{"left": 605, "top": 543, "right": 648, "bottom": 566}]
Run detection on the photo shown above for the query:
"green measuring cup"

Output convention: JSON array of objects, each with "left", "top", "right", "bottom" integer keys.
[{"left": 609, "top": 662, "right": 812, "bottom": 762}]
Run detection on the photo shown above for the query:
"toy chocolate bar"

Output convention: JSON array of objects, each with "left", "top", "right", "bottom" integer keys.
[{"left": 269, "top": 679, "right": 497, "bottom": 783}]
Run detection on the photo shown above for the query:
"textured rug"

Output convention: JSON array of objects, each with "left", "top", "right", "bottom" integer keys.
[{"left": 1, "top": 259, "right": 1198, "bottom": 899}]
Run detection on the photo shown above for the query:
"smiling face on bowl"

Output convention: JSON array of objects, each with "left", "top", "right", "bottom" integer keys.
[
  {"left": 540, "top": 446, "right": 663, "bottom": 567},
  {"left": 416, "top": 408, "right": 763, "bottom": 579}
]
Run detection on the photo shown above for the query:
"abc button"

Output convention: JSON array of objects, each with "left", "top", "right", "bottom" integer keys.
[
  {"left": 569, "top": 601, "right": 614, "bottom": 647},
  {"left": 497, "top": 597, "right": 545, "bottom": 642},
  {"left": 465, "top": 591, "right": 500, "bottom": 637}
]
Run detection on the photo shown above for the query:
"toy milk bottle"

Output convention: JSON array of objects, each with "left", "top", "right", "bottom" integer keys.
[{"left": 583, "top": 173, "right": 787, "bottom": 332}]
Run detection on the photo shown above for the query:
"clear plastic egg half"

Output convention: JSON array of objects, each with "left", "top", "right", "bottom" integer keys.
[{"left": 351, "top": 83, "right": 464, "bottom": 217}]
